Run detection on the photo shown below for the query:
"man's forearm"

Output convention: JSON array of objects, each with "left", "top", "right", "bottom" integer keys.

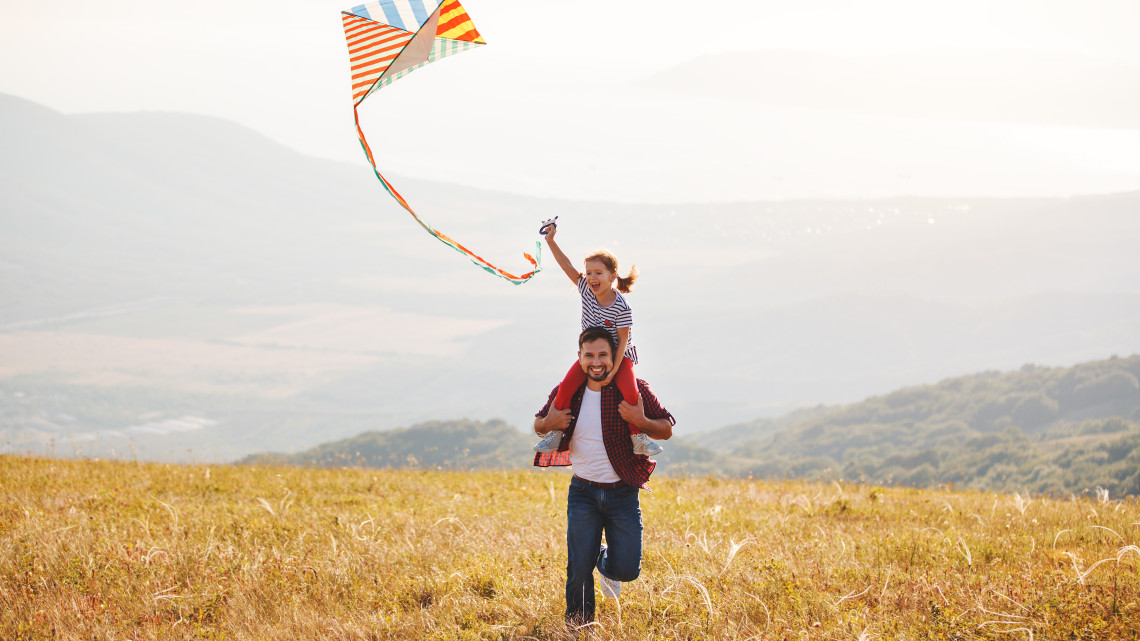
[{"left": 635, "top": 416, "right": 673, "bottom": 440}]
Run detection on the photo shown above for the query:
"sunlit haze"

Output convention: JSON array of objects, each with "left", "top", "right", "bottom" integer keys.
[
  {"left": 3, "top": 0, "right": 1140, "bottom": 202},
  {"left": 2, "top": 0, "right": 1140, "bottom": 461}
]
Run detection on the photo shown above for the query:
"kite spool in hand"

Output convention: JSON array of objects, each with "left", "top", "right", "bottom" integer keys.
[{"left": 539, "top": 217, "right": 558, "bottom": 235}]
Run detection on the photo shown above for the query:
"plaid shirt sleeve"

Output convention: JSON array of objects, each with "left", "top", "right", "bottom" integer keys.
[
  {"left": 533, "top": 384, "right": 574, "bottom": 467},
  {"left": 599, "top": 379, "right": 674, "bottom": 488},
  {"left": 532, "top": 379, "right": 675, "bottom": 482},
  {"left": 534, "top": 385, "right": 558, "bottom": 421},
  {"left": 637, "top": 379, "right": 675, "bottom": 426}
]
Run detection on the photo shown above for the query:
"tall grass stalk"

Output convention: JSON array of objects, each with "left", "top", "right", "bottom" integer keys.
[{"left": 2, "top": 455, "right": 1139, "bottom": 639}]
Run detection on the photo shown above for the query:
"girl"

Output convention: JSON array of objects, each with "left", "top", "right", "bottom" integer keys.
[{"left": 533, "top": 220, "right": 662, "bottom": 457}]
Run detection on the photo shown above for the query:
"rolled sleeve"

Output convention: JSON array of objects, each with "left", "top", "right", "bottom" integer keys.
[
  {"left": 535, "top": 385, "right": 559, "bottom": 419},
  {"left": 636, "top": 379, "right": 675, "bottom": 426}
]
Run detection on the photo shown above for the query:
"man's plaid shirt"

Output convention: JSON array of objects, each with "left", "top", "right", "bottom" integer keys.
[{"left": 533, "top": 378, "right": 675, "bottom": 489}]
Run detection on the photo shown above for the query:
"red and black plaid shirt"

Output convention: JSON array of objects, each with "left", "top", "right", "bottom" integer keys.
[{"left": 533, "top": 378, "right": 675, "bottom": 489}]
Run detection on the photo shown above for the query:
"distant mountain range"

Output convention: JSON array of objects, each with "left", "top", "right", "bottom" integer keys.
[
  {"left": 247, "top": 355, "right": 1140, "bottom": 496},
  {"left": 2, "top": 91, "right": 1139, "bottom": 464}
]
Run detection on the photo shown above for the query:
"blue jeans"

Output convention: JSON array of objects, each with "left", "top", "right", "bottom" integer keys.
[{"left": 565, "top": 476, "right": 643, "bottom": 624}]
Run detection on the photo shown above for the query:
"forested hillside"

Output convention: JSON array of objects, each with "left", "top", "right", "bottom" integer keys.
[
  {"left": 245, "top": 355, "right": 1140, "bottom": 496},
  {"left": 243, "top": 419, "right": 537, "bottom": 470},
  {"left": 707, "top": 354, "right": 1140, "bottom": 496}
]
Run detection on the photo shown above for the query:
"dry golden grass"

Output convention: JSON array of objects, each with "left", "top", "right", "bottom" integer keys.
[{"left": 3, "top": 455, "right": 1139, "bottom": 640}]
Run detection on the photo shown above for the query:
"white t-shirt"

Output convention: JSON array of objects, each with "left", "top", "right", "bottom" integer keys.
[{"left": 567, "top": 389, "right": 620, "bottom": 483}]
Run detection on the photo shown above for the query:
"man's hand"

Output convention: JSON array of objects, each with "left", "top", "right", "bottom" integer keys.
[
  {"left": 619, "top": 396, "right": 673, "bottom": 440},
  {"left": 535, "top": 407, "right": 573, "bottom": 435},
  {"left": 617, "top": 396, "right": 646, "bottom": 429}
]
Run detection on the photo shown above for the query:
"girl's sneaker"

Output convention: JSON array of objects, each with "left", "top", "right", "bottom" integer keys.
[
  {"left": 534, "top": 430, "right": 564, "bottom": 453},
  {"left": 631, "top": 433, "right": 662, "bottom": 456}
]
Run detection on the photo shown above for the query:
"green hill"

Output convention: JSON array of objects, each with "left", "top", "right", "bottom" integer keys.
[
  {"left": 706, "top": 354, "right": 1140, "bottom": 495},
  {"left": 243, "top": 355, "right": 1140, "bottom": 496},
  {"left": 241, "top": 418, "right": 537, "bottom": 470}
]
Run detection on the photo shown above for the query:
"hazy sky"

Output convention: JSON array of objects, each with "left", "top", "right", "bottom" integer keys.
[{"left": 3, "top": 0, "right": 1140, "bottom": 201}]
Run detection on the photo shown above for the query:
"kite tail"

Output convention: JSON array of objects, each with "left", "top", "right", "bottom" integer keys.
[{"left": 353, "top": 107, "right": 541, "bottom": 285}]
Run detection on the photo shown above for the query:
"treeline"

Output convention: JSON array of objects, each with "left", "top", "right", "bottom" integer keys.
[
  {"left": 242, "top": 355, "right": 1140, "bottom": 497},
  {"left": 240, "top": 419, "right": 536, "bottom": 470},
  {"left": 691, "top": 354, "right": 1140, "bottom": 496}
]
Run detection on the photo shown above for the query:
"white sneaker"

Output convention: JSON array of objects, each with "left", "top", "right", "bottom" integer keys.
[
  {"left": 534, "top": 430, "right": 563, "bottom": 453},
  {"left": 598, "top": 573, "right": 621, "bottom": 599},
  {"left": 631, "top": 433, "right": 662, "bottom": 456}
]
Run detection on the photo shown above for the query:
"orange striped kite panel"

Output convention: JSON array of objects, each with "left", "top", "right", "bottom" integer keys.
[{"left": 342, "top": 12, "right": 415, "bottom": 105}]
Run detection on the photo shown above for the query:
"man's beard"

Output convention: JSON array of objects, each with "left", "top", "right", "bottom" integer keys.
[{"left": 586, "top": 364, "right": 612, "bottom": 382}]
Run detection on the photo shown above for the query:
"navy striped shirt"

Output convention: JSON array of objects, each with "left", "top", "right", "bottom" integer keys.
[{"left": 578, "top": 276, "right": 637, "bottom": 364}]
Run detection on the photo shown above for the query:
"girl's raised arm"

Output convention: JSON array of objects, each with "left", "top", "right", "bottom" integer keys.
[{"left": 543, "top": 225, "right": 582, "bottom": 285}]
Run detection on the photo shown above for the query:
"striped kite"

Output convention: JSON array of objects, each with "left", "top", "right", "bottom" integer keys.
[{"left": 342, "top": 0, "right": 541, "bottom": 284}]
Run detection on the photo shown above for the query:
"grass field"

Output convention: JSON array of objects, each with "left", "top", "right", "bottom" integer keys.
[{"left": 2, "top": 455, "right": 1138, "bottom": 640}]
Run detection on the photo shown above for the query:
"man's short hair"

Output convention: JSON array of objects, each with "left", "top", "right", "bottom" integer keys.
[{"left": 579, "top": 326, "right": 617, "bottom": 352}]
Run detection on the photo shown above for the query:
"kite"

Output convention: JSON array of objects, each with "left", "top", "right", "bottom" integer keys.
[{"left": 341, "top": 0, "right": 541, "bottom": 284}]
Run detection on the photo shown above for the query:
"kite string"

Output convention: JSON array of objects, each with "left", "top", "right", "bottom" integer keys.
[{"left": 353, "top": 106, "right": 540, "bottom": 285}]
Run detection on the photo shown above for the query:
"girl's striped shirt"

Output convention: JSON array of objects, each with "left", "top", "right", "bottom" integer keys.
[{"left": 578, "top": 276, "right": 638, "bottom": 364}]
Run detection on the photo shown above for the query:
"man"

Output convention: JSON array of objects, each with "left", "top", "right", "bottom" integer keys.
[{"left": 533, "top": 326, "right": 675, "bottom": 625}]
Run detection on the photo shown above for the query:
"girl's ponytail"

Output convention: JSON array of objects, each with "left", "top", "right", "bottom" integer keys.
[{"left": 616, "top": 265, "right": 639, "bottom": 293}]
